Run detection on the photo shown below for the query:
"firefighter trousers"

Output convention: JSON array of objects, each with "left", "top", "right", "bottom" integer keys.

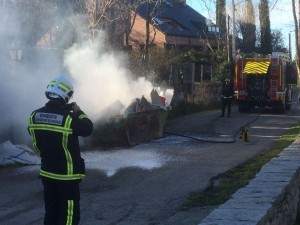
[
  {"left": 221, "top": 98, "right": 232, "bottom": 116},
  {"left": 42, "top": 178, "right": 80, "bottom": 225}
]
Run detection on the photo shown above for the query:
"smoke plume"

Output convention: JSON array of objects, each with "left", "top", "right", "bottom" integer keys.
[
  {"left": 64, "top": 39, "right": 154, "bottom": 121},
  {"left": 0, "top": 4, "right": 154, "bottom": 145}
]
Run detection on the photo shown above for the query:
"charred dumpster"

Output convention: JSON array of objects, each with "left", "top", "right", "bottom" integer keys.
[{"left": 91, "top": 88, "right": 173, "bottom": 148}]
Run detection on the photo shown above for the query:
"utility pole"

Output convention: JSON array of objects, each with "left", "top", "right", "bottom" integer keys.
[
  {"left": 232, "top": 0, "right": 236, "bottom": 61},
  {"left": 289, "top": 32, "right": 292, "bottom": 59}
]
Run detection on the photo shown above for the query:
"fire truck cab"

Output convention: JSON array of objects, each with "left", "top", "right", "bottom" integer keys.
[{"left": 234, "top": 52, "right": 297, "bottom": 113}]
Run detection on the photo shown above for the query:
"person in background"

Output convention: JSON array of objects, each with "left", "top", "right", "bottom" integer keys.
[
  {"left": 220, "top": 78, "right": 235, "bottom": 118},
  {"left": 28, "top": 75, "right": 93, "bottom": 225}
]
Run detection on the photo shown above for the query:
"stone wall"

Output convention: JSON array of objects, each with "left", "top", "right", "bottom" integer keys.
[
  {"left": 190, "top": 82, "right": 222, "bottom": 105},
  {"left": 170, "top": 62, "right": 222, "bottom": 105},
  {"left": 173, "top": 82, "right": 222, "bottom": 105},
  {"left": 198, "top": 138, "right": 300, "bottom": 225}
]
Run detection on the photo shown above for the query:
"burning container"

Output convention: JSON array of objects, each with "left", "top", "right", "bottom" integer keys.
[{"left": 91, "top": 88, "right": 173, "bottom": 148}]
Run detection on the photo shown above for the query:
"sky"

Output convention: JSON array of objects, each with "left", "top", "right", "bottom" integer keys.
[{"left": 187, "top": 0, "right": 295, "bottom": 56}]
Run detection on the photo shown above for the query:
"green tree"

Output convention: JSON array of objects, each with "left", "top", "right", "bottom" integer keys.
[
  {"left": 239, "top": 0, "right": 256, "bottom": 53},
  {"left": 259, "top": 0, "right": 272, "bottom": 55},
  {"left": 216, "top": 0, "right": 226, "bottom": 33},
  {"left": 271, "top": 30, "right": 288, "bottom": 53}
]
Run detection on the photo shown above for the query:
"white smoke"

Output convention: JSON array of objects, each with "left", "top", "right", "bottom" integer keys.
[
  {"left": 0, "top": 4, "right": 155, "bottom": 145},
  {"left": 64, "top": 39, "right": 154, "bottom": 121},
  {"left": 0, "top": 5, "right": 56, "bottom": 145}
]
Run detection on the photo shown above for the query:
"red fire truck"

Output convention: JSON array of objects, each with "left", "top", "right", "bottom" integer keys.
[{"left": 234, "top": 52, "right": 297, "bottom": 113}]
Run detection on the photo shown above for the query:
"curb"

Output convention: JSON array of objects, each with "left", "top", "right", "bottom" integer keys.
[{"left": 198, "top": 138, "right": 300, "bottom": 225}]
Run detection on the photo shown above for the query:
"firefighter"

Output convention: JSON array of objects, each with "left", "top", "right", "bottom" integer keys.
[
  {"left": 220, "top": 78, "right": 235, "bottom": 118},
  {"left": 28, "top": 75, "right": 93, "bottom": 225}
]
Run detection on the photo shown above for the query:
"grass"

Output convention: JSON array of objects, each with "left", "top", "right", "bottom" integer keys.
[{"left": 186, "top": 123, "right": 300, "bottom": 208}]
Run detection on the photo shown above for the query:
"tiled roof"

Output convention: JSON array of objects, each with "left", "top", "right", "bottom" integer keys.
[{"left": 128, "top": 0, "right": 209, "bottom": 38}]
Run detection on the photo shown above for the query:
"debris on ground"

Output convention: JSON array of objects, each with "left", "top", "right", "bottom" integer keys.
[{"left": 0, "top": 140, "right": 40, "bottom": 166}]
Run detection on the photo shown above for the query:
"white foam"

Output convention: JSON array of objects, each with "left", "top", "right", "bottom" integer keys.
[{"left": 83, "top": 149, "right": 166, "bottom": 177}]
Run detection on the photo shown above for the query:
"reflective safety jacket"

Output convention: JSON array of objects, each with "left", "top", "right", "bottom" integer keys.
[{"left": 28, "top": 101, "right": 93, "bottom": 181}]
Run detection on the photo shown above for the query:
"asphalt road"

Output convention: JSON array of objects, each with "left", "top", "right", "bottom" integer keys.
[{"left": 1, "top": 98, "right": 300, "bottom": 225}]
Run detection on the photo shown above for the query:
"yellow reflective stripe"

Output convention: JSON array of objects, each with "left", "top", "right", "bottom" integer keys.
[
  {"left": 49, "top": 80, "right": 56, "bottom": 85},
  {"left": 29, "top": 113, "right": 83, "bottom": 180},
  {"left": 79, "top": 114, "right": 88, "bottom": 119},
  {"left": 243, "top": 61, "right": 270, "bottom": 74},
  {"left": 28, "top": 124, "right": 72, "bottom": 134},
  {"left": 66, "top": 200, "right": 74, "bottom": 225},
  {"left": 59, "top": 82, "right": 71, "bottom": 92},
  {"left": 28, "top": 114, "right": 41, "bottom": 156},
  {"left": 40, "top": 170, "right": 85, "bottom": 180},
  {"left": 63, "top": 116, "right": 73, "bottom": 175}
]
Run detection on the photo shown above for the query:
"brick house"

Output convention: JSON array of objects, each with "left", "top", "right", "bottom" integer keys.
[
  {"left": 127, "top": 0, "right": 221, "bottom": 51},
  {"left": 33, "top": 0, "right": 221, "bottom": 52}
]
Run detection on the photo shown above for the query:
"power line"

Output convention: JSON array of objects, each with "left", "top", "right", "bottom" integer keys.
[{"left": 270, "top": 0, "right": 279, "bottom": 12}]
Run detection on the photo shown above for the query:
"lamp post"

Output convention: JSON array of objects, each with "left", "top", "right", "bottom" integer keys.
[{"left": 289, "top": 32, "right": 292, "bottom": 59}]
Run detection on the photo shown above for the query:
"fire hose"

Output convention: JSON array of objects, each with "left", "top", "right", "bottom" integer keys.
[{"left": 164, "top": 103, "right": 262, "bottom": 144}]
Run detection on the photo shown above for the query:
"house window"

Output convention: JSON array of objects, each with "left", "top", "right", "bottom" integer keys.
[
  {"left": 153, "top": 17, "right": 164, "bottom": 25},
  {"left": 208, "top": 25, "right": 220, "bottom": 33},
  {"left": 152, "top": 17, "right": 184, "bottom": 30}
]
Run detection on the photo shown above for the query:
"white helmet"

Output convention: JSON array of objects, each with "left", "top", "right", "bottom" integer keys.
[{"left": 45, "top": 76, "right": 74, "bottom": 103}]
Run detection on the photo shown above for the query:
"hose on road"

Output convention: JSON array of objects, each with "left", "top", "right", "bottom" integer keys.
[{"left": 164, "top": 104, "right": 262, "bottom": 144}]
